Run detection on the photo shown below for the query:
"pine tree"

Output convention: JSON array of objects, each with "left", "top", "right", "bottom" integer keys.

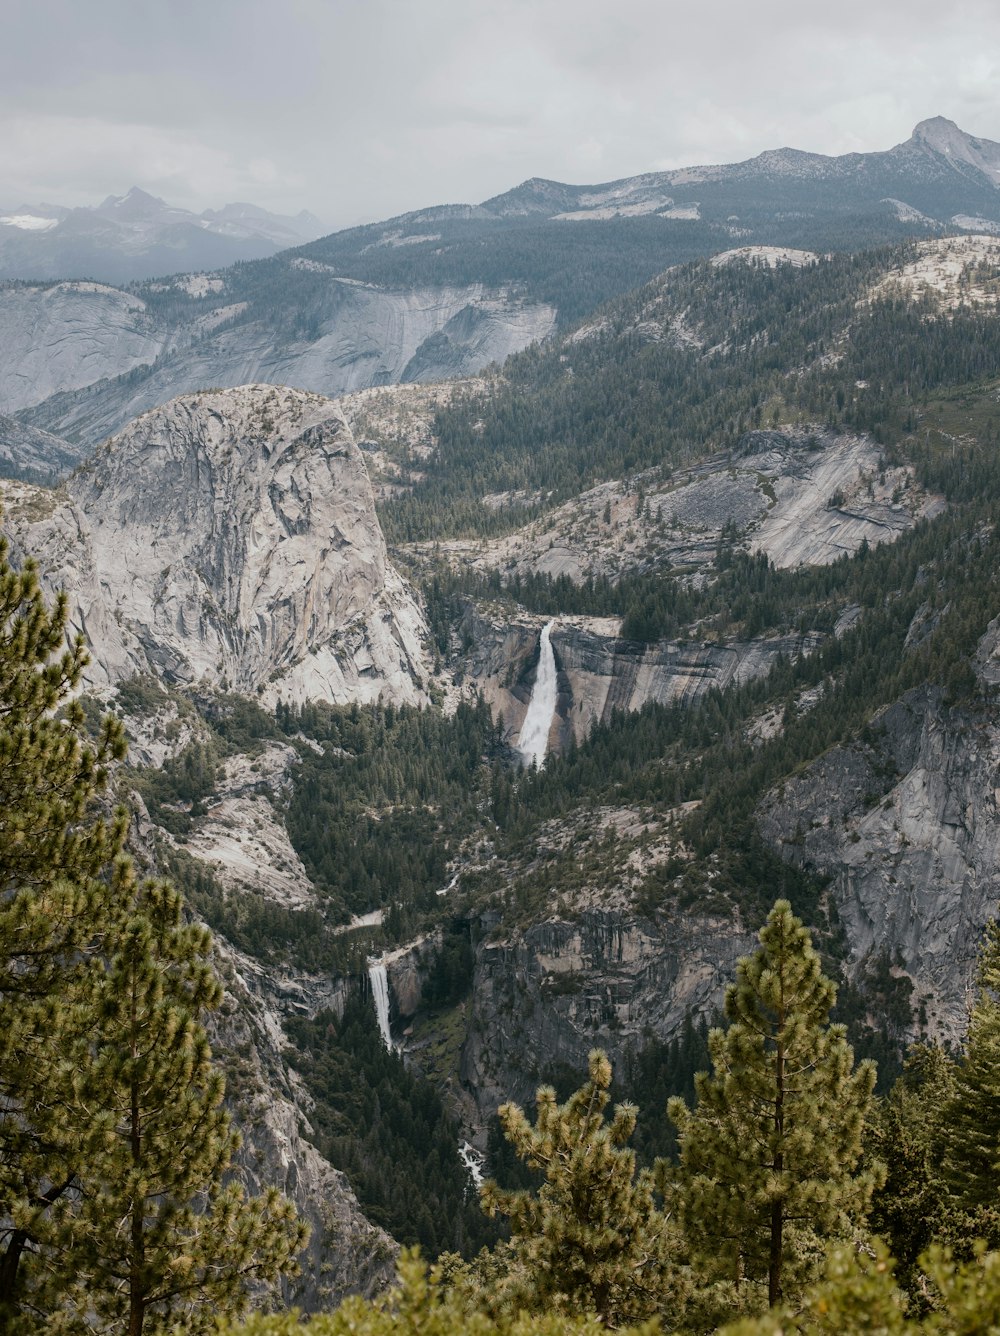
[
  {"left": 668, "top": 900, "right": 879, "bottom": 1307},
  {"left": 476, "top": 1049, "right": 680, "bottom": 1326},
  {"left": 58, "top": 876, "right": 308, "bottom": 1335},
  {"left": 0, "top": 517, "right": 306, "bottom": 1330},
  {"left": 939, "top": 915, "right": 1000, "bottom": 1234},
  {"left": 0, "top": 526, "right": 128, "bottom": 1318}
]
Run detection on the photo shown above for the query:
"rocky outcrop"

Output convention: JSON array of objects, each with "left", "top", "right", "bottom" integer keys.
[
  {"left": 2, "top": 385, "right": 431, "bottom": 705},
  {"left": 431, "top": 428, "right": 942, "bottom": 587},
  {"left": 0, "top": 412, "right": 85, "bottom": 481},
  {"left": 211, "top": 941, "right": 396, "bottom": 1310},
  {"left": 460, "top": 905, "right": 755, "bottom": 1127},
  {"left": 0, "top": 281, "right": 166, "bottom": 413},
  {"left": 758, "top": 685, "right": 1000, "bottom": 1043}
]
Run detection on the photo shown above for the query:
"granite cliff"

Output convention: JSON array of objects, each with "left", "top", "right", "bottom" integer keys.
[
  {"left": 1, "top": 385, "right": 430, "bottom": 705},
  {"left": 4, "top": 274, "right": 555, "bottom": 449}
]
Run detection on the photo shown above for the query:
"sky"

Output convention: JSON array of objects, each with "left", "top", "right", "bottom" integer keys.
[{"left": 3, "top": 0, "right": 1000, "bottom": 231}]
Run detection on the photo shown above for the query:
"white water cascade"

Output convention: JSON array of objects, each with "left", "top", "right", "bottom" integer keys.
[
  {"left": 459, "top": 1140, "right": 485, "bottom": 1190},
  {"left": 518, "top": 621, "right": 558, "bottom": 769},
  {"left": 368, "top": 958, "right": 393, "bottom": 1050}
]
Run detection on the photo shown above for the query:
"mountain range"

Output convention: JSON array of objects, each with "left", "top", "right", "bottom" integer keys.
[
  {"left": 4, "top": 113, "right": 1000, "bottom": 1307},
  {"left": 4, "top": 116, "right": 1000, "bottom": 456},
  {"left": 0, "top": 186, "right": 326, "bottom": 282}
]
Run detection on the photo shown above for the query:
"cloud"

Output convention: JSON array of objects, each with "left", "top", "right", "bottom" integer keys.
[{"left": 1, "top": 0, "right": 999, "bottom": 227}]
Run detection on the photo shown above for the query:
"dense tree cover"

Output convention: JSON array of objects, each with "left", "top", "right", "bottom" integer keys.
[
  {"left": 57, "top": 876, "right": 306, "bottom": 1336},
  {"left": 0, "top": 525, "right": 128, "bottom": 1320},
  {"left": 285, "top": 999, "right": 497, "bottom": 1259},
  {"left": 381, "top": 246, "right": 1000, "bottom": 543},
  {"left": 0, "top": 520, "right": 304, "bottom": 1333},
  {"left": 473, "top": 499, "right": 1000, "bottom": 931},
  {"left": 219, "top": 1249, "right": 662, "bottom": 1335},
  {"left": 469, "top": 1050, "right": 681, "bottom": 1327},
  {"left": 277, "top": 697, "right": 504, "bottom": 926},
  {"left": 217, "top": 1238, "right": 1000, "bottom": 1334},
  {"left": 221, "top": 919, "right": 1000, "bottom": 1332}
]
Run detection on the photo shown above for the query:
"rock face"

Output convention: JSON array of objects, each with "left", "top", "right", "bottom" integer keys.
[
  {"left": 2, "top": 385, "right": 431, "bottom": 705},
  {"left": 0, "top": 412, "right": 85, "bottom": 481},
  {"left": 0, "top": 282, "right": 165, "bottom": 414},
  {"left": 6, "top": 276, "right": 555, "bottom": 447},
  {"left": 463, "top": 610, "right": 823, "bottom": 751},
  {"left": 460, "top": 904, "right": 755, "bottom": 1124},
  {"left": 758, "top": 685, "right": 1000, "bottom": 1043},
  {"left": 210, "top": 939, "right": 397, "bottom": 1310},
  {"left": 431, "top": 428, "right": 942, "bottom": 587}
]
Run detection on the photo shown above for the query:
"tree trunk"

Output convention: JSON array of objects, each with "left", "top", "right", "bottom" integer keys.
[{"left": 770, "top": 984, "right": 786, "bottom": 1307}]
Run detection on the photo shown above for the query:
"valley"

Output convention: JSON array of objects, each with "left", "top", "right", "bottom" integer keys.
[{"left": 4, "top": 116, "right": 1000, "bottom": 1328}]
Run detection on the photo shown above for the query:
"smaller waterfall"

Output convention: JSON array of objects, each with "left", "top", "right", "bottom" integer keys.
[
  {"left": 459, "top": 1140, "right": 485, "bottom": 1190},
  {"left": 368, "top": 958, "right": 393, "bottom": 1050},
  {"left": 519, "top": 621, "right": 558, "bottom": 769}
]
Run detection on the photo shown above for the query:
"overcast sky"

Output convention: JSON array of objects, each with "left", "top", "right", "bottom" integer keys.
[{"left": 3, "top": 0, "right": 1000, "bottom": 230}]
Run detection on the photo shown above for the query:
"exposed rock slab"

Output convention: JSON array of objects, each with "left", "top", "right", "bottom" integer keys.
[
  {"left": 0, "top": 412, "right": 85, "bottom": 480},
  {"left": 0, "top": 281, "right": 165, "bottom": 413},
  {"left": 187, "top": 745, "right": 315, "bottom": 911},
  {"left": 426, "top": 428, "right": 941, "bottom": 585},
  {"left": 758, "top": 686, "right": 1000, "bottom": 1042},
  {"left": 2, "top": 385, "right": 431, "bottom": 705}
]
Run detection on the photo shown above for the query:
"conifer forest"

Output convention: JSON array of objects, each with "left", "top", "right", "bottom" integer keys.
[{"left": 4, "top": 116, "right": 1000, "bottom": 1335}]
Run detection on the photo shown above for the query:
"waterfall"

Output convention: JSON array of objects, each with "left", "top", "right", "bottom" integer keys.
[
  {"left": 368, "top": 958, "right": 393, "bottom": 1050},
  {"left": 459, "top": 1140, "right": 485, "bottom": 1190},
  {"left": 519, "top": 621, "right": 557, "bottom": 769}
]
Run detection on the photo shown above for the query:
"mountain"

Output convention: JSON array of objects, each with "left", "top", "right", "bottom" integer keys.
[
  {"left": 5, "top": 117, "right": 1000, "bottom": 457},
  {"left": 7, "top": 128, "right": 1000, "bottom": 1299},
  {"left": 1, "top": 384, "right": 430, "bottom": 702},
  {"left": 477, "top": 116, "right": 1000, "bottom": 222},
  {"left": 0, "top": 186, "right": 326, "bottom": 282}
]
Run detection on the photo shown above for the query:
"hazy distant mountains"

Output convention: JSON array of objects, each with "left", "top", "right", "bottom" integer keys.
[{"left": 0, "top": 187, "right": 326, "bottom": 282}]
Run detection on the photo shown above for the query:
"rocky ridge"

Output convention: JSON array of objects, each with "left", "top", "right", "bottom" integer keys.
[
  {"left": 6, "top": 276, "right": 555, "bottom": 449},
  {"left": 422, "top": 428, "right": 941, "bottom": 587}
]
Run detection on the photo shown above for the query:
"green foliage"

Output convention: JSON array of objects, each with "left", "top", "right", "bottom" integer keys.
[
  {"left": 716, "top": 1238, "right": 1000, "bottom": 1335},
  {"left": 866, "top": 1045, "right": 956, "bottom": 1298},
  {"left": 52, "top": 877, "right": 306, "bottom": 1335},
  {"left": 0, "top": 521, "right": 128, "bottom": 1320},
  {"left": 131, "top": 738, "right": 222, "bottom": 837},
  {"left": 218, "top": 1248, "right": 662, "bottom": 1335},
  {"left": 285, "top": 999, "right": 496, "bottom": 1259},
  {"left": 380, "top": 247, "right": 1000, "bottom": 543},
  {"left": 669, "top": 901, "right": 880, "bottom": 1307},
  {"left": 0, "top": 515, "right": 305, "bottom": 1333},
  {"left": 278, "top": 697, "right": 501, "bottom": 923},
  {"left": 473, "top": 1050, "right": 682, "bottom": 1327},
  {"left": 939, "top": 917, "right": 1000, "bottom": 1227}
]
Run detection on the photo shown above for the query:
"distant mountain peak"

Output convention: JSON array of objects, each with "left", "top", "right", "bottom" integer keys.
[{"left": 908, "top": 117, "right": 1000, "bottom": 180}]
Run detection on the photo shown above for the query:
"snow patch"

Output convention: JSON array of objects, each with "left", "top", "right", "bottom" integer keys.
[{"left": 0, "top": 214, "right": 58, "bottom": 231}]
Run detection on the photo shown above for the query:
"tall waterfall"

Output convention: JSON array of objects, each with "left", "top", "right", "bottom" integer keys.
[
  {"left": 368, "top": 958, "right": 393, "bottom": 1050},
  {"left": 519, "top": 621, "right": 557, "bottom": 769}
]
